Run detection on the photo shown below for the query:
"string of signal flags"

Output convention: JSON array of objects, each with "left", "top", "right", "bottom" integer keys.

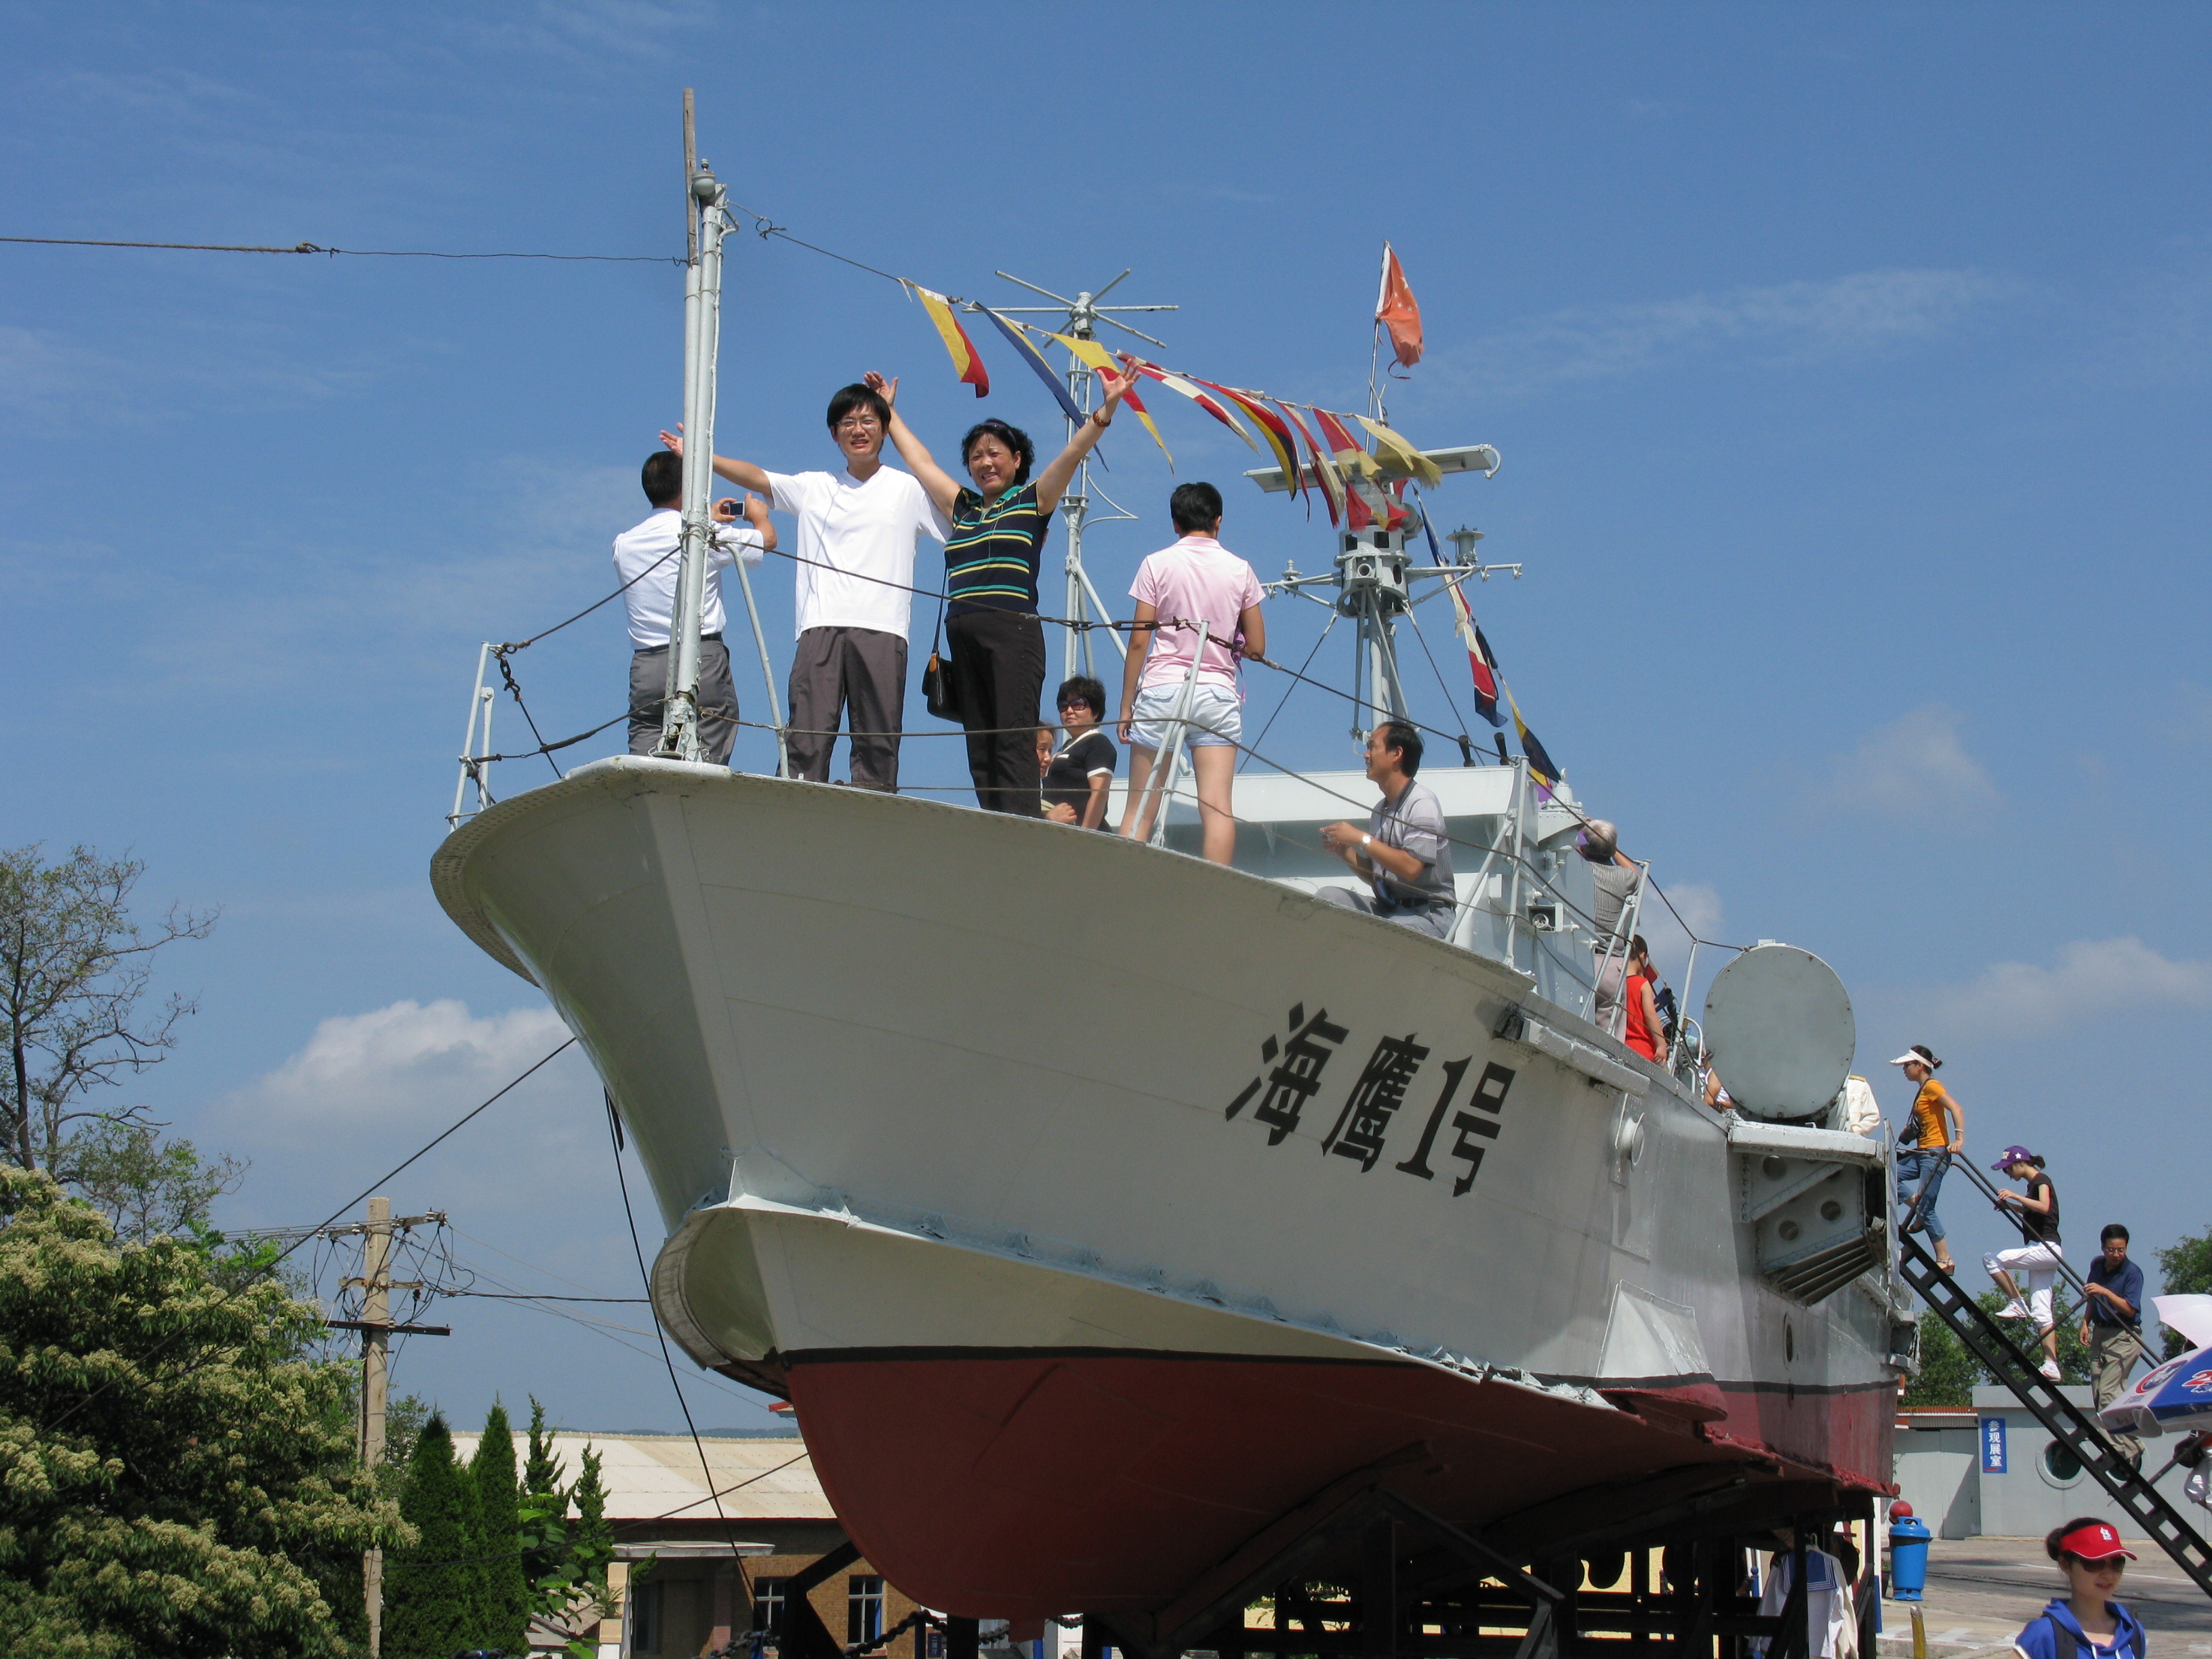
[
  {"left": 896, "top": 240, "right": 1563, "bottom": 795},
  {"left": 899, "top": 248, "right": 1432, "bottom": 541}
]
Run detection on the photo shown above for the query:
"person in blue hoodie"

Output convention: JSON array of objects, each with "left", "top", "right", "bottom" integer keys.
[{"left": 2014, "top": 1519, "right": 2146, "bottom": 1659}]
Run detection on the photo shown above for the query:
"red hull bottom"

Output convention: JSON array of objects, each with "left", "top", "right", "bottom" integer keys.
[{"left": 777, "top": 1350, "right": 1893, "bottom": 1619}]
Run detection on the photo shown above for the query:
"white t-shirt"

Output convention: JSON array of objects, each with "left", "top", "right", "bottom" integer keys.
[
  {"left": 765, "top": 466, "right": 949, "bottom": 641},
  {"left": 612, "top": 508, "right": 764, "bottom": 649}
]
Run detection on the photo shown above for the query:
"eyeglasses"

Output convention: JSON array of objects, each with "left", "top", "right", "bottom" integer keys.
[
  {"left": 834, "top": 415, "right": 882, "bottom": 432},
  {"left": 1057, "top": 701, "right": 1095, "bottom": 713}
]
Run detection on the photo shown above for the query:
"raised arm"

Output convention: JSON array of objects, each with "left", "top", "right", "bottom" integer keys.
[
  {"left": 1033, "top": 357, "right": 1136, "bottom": 512},
  {"left": 862, "top": 373, "right": 962, "bottom": 517},
  {"left": 660, "top": 426, "right": 771, "bottom": 496}
]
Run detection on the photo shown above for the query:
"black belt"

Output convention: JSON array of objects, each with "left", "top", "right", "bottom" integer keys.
[{"left": 636, "top": 633, "right": 723, "bottom": 649}]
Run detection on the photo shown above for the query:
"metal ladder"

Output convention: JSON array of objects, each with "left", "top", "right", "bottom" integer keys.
[{"left": 1896, "top": 1230, "right": 2212, "bottom": 1600}]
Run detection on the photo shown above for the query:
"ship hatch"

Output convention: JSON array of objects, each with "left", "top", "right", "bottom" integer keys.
[{"left": 1729, "top": 1120, "right": 1887, "bottom": 1305}]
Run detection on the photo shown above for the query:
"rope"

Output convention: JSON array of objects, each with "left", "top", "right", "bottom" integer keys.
[
  {"left": 495, "top": 653, "right": 567, "bottom": 781},
  {"left": 1237, "top": 609, "right": 1336, "bottom": 774}
]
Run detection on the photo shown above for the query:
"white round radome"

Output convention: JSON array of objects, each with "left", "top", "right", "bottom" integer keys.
[{"left": 1701, "top": 943, "right": 1856, "bottom": 1121}]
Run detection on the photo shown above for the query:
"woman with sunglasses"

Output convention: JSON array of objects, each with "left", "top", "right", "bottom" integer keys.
[
  {"left": 865, "top": 364, "right": 1134, "bottom": 813},
  {"left": 2015, "top": 1521, "right": 2146, "bottom": 1659},
  {"left": 1043, "top": 674, "right": 1118, "bottom": 830}
]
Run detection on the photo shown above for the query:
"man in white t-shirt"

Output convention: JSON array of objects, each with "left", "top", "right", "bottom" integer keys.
[
  {"left": 615, "top": 450, "right": 772, "bottom": 766},
  {"left": 1114, "top": 482, "right": 1266, "bottom": 865},
  {"left": 661, "top": 384, "right": 948, "bottom": 791}
]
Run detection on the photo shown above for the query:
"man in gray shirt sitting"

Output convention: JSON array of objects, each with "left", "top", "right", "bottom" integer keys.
[{"left": 1316, "top": 721, "right": 1456, "bottom": 939}]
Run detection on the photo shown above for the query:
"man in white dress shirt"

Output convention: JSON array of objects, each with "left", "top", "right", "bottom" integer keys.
[
  {"left": 661, "top": 384, "right": 948, "bottom": 791},
  {"left": 615, "top": 450, "right": 772, "bottom": 766}
]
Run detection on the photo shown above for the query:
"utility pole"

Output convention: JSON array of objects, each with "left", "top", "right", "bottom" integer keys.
[
  {"left": 322, "top": 1197, "right": 449, "bottom": 1658},
  {"left": 989, "top": 270, "right": 1176, "bottom": 680}
]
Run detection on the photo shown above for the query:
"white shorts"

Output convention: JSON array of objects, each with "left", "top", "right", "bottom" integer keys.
[{"left": 1130, "top": 680, "right": 1242, "bottom": 752}]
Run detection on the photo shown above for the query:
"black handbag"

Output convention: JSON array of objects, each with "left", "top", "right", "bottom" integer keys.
[{"left": 922, "top": 598, "right": 961, "bottom": 721}]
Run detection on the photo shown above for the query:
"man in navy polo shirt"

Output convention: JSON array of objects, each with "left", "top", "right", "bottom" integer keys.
[{"left": 2080, "top": 1223, "right": 2149, "bottom": 1466}]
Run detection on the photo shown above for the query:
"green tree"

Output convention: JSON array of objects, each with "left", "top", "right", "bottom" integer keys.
[
  {"left": 569, "top": 1442, "right": 614, "bottom": 1598},
  {"left": 2157, "top": 1226, "right": 2212, "bottom": 1358},
  {"left": 0, "top": 1165, "right": 396, "bottom": 1657},
  {"left": 1902, "top": 1309, "right": 1978, "bottom": 1407},
  {"left": 1900, "top": 1291, "right": 2091, "bottom": 1408},
  {"left": 385, "top": 1414, "right": 480, "bottom": 1659},
  {"left": 0, "top": 844, "right": 216, "bottom": 1172},
  {"left": 470, "top": 1400, "right": 531, "bottom": 1656},
  {"left": 64, "top": 1120, "right": 246, "bottom": 1243},
  {"left": 522, "top": 1395, "right": 565, "bottom": 1499}
]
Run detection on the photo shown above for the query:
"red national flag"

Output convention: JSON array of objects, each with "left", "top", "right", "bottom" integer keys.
[{"left": 1376, "top": 243, "right": 1423, "bottom": 369}]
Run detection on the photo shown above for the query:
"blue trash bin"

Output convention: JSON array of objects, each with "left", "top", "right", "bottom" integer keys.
[{"left": 1889, "top": 1512, "right": 1932, "bottom": 1601}]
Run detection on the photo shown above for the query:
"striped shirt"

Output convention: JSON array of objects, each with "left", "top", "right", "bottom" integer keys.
[{"left": 945, "top": 483, "right": 1049, "bottom": 615}]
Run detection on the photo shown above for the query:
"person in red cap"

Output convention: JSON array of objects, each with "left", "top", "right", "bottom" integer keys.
[{"left": 2013, "top": 1519, "right": 2145, "bottom": 1659}]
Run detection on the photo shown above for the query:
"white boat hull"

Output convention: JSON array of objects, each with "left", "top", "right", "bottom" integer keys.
[{"left": 433, "top": 759, "right": 1898, "bottom": 1616}]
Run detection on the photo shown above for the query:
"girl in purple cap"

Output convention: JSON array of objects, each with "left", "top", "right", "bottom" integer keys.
[
  {"left": 1987, "top": 1146, "right": 2064, "bottom": 1380},
  {"left": 2013, "top": 1519, "right": 2144, "bottom": 1659}
]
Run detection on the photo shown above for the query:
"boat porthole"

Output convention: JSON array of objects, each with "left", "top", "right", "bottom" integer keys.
[{"left": 1784, "top": 1320, "right": 1795, "bottom": 1364}]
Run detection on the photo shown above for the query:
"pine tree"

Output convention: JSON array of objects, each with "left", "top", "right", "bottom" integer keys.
[
  {"left": 570, "top": 1443, "right": 615, "bottom": 1610},
  {"left": 522, "top": 1396, "right": 565, "bottom": 1499},
  {"left": 470, "top": 1401, "right": 531, "bottom": 1658},
  {"left": 383, "top": 1414, "right": 474, "bottom": 1659}
]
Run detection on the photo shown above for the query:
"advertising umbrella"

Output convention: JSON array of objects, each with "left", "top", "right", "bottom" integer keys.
[
  {"left": 2100, "top": 1344, "right": 2212, "bottom": 1439},
  {"left": 2099, "top": 1300, "right": 2212, "bottom": 1439}
]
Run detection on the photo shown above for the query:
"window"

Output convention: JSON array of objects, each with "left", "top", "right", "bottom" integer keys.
[
  {"left": 848, "top": 1574, "right": 886, "bottom": 1645},
  {"left": 2043, "top": 1439, "right": 2084, "bottom": 1482},
  {"left": 630, "top": 1579, "right": 665, "bottom": 1655},
  {"left": 754, "top": 1576, "right": 789, "bottom": 1637}
]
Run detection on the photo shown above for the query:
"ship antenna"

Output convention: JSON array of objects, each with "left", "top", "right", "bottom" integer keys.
[
  {"left": 989, "top": 269, "right": 1176, "bottom": 681},
  {"left": 657, "top": 91, "right": 731, "bottom": 764}
]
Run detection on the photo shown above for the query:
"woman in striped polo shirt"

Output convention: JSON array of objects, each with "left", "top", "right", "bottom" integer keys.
[{"left": 866, "top": 365, "right": 1133, "bottom": 813}]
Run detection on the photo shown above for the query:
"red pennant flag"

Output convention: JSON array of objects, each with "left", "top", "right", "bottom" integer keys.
[
  {"left": 1274, "top": 402, "right": 1341, "bottom": 526},
  {"left": 1194, "top": 380, "right": 1307, "bottom": 508},
  {"left": 1376, "top": 243, "right": 1423, "bottom": 369}
]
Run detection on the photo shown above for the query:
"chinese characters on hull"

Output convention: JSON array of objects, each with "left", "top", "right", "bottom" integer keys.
[{"left": 1226, "top": 1004, "right": 1515, "bottom": 1195}]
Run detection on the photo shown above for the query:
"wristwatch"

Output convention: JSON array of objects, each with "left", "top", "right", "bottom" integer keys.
[{"left": 1361, "top": 833, "right": 1372, "bottom": 850}]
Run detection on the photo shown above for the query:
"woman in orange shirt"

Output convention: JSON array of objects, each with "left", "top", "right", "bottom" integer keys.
[
  {"left": 1621, "top": 937, "right": 1668, "bottom": 1063},
  {"left": 1893, "top": 1044, "right": 1963, "bottom": 1274}
]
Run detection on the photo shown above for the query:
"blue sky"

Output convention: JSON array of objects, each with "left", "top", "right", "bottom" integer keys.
[{"left": 3, "top": 3, "right": 2207, "bottom": 1434}]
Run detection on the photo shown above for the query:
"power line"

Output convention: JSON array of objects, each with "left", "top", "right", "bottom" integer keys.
[
  {"left": 0, "top": 234, "right": 680, "bottom": 264},
  {"left": 37, "top": 1036, "right": 578, "bottom": 1437}
]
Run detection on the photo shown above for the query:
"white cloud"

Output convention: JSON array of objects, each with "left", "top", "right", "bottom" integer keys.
[
  {"left": 1640, "top": 880, "right": 1724, "bottom": 991},
  {"left": 234, "top": 998, "right": 578, "bottom": 1129},
  {"left": 1448, "top": 268, "right": 2020, "bottom": 398},
  {"left": 1923, "top": 937, "right": 2212, "bottom": 1040},
  {"left": 1809, "top": 704, "right": 1999, "bottom": 820}
]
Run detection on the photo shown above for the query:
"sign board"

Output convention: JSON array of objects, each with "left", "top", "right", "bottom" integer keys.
[{"left": 1982, "top": 1415, "right": 2008, "bottom": 1474}]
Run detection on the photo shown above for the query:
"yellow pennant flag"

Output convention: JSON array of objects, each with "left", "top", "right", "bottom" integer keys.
[
  {"left": 1355, "top": 414, "right": 1442, "bottom": 487},
  {"left": 1048, "top": 331, "right": 1174, "bottom": 468}
]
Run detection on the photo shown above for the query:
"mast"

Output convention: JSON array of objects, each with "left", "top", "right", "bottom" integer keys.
[
  {"left": 658, "top": 99, "right": 728, "bottom": 762},
  {"left": 990, "top": 270, "right": 1176, "bottom": 680},
  {"left": 1252, "top": 447, "right": 1511, "bottom": 743}
]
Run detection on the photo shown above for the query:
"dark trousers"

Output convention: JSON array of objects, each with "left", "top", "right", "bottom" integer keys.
[
  {"left": 785, "top": 626, "right": 906, "bottom": 790},
  {"left": 946, "top": 608, "right": 1046, "bottom": 815},
  {"left": 629, "top": 636, "right": 735, "bottom": 765}
]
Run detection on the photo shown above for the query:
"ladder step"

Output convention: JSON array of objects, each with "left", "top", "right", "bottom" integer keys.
[{"left": 1898, "top": 1231, "right": 2212, "bottom": 1605}]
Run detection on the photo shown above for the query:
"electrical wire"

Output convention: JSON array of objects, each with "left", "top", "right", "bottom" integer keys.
[
  {"left": 0, "top": 234, "right": 680, "bottom": 264},
  {"left": 37, "top": 1036, "right": 577, "bottom": 1437},
  {"left": 605, "top": 1091, "right": 756, "bottom": 1564}
]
